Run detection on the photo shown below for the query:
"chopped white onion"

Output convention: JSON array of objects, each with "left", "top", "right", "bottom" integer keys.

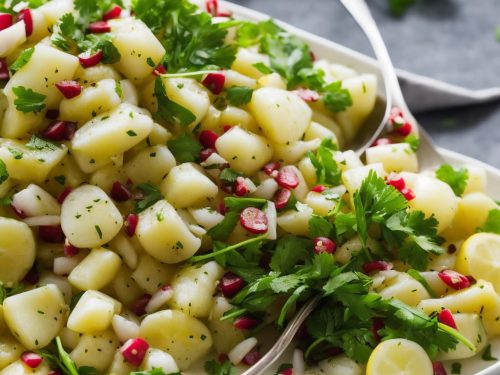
[
  {"left": 111, "top": 234, "right": 138, "bottom": 269},
  {"left": 53, "top": 256, "right": 81, "bottom": 276},
  {"left": 112, "top": 314, "right": 140, "bottom": 343},
  {"left": 252, "top": 178, "right": 279, "bottom": 200},
  {"left": 145, "top": 285, "right": 174, "bottom": 314},
  {"left": 189, "top": 207, "right": 224, "bottom": 230},
  {"left": 228, "top": 337, "right": 258, "bottom": 365},
  {"left": 265, "top": 201, "right": 277, "bottom": 240},
  {"left": 293, "top": 349, "right": 305, "bottom": 375},
  {"left": 189, "top": 224, "right": 207, "bottom": 237},
  {"left": 23, "top": 215, "right": 61, "bottom": 227}
]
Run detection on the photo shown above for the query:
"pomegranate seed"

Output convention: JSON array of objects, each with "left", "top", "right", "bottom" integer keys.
[
  {"left": 56, "top": 80, "right": 82, "bottom": 99},
  {"left": 0, "top": 58, "right": 9, "bottom": 80},
  {"left": 242, "top": 347, "right": 261, "bottom": 366},
  {"left": 17, "top": 9, "right": 33, "bottom": 37},
  {"left": 42, "top": 121, "right": 76, "bottom": 141},
  {"left": 447, "top": 244, "right": 457, "bottom": 254},
  {"left": 111, "top": 181, "right": 132, "bottom": 202},
  {"left": 400, "top": 187, "right": 416, "bottom": 201},
  {"left": 273, "top": 188, "right": 292, "bottom": 210},
  {"left": 218, "top": 353, "right": 229, "bottom": 364},
  {"left": 199, "top": 130, "right": 219, "bottom": 149},
  {"left": 389, "top": 107, "right": 404, "bottom": 125},
  {"left": 125, "top": 214, "right": 139, "bottom": 237},
  {"left": 276, "top": 167, "right": 299, "bottom": 189},
  {"left": 233, "top": 316, "right": 259, "bottom": 330},
  {"left": 371, "top": 318, "right": 384, "bottom": 343},
  {"left": 396, "top": 122, "right": 412, "bottom": 136},
  {"left": 57, "top": 187, "right": 73, "bottom": 204},
  {"left": 387, "top": 175, "right": 406, "bottom": 191},
  {"left": 11, "top": 203, "right": 27, "bottom": 218},
  {"left": 438, "top": 309, "right": 457, "bottom": 329},
  {"left": 79, "top": 50, "right": 103, "bottom": 68},
  {"left": 311, "top": 185, "right": 326, "bottom": 193},
  {"left": 219, "top": 272, "right": 245, "bottom": 298},
  {"left": 432, "top": 361, "right": 448, "bottom": 375},
  {"left": 120, "top": 338, "right": 149, "bottom": 366},
  {"left": 23, "top": 264, "right": 39, "bottom": 285},
  {"left": 313, "top": 237, "right": 336, "bottom": 254},
  {"left": 64, "top": 239, "right": 80, "bottom": 257},
  {"left": 235, "top": 177, "right": 249, "bottom": 197},
  {"left": 39, "top": 225, "right": 65, "bottom": 243},
  {"left": 202, "top": 72, "right": 225, "bottom": 95},
  {"left": 240, "top": 207, "right": 268, "bottom": 234},
  {"left": 21, "top": 352, "right": 43, "bottom": 368},
  {"left": 280, "top": 368, "right": 293, "bottom": 375},
  {"left": 362, "top": 261, "right": 393, "bottom": 274},
  {"left": 222, "top": 125, "right": 233, "bottom": 133},
  {"left": 153, "top": 65, "right": 166, "bottom": 76},
  {"left": 263, "top": 161, "right": 281, "bottom": 176},
  {"left": 131, "top": 294, "right": 151, "bottom": 316},
  {"left": 103, "top": 5, "right": 122, "bottom": 21},
  {"left": 45, "top": 109, "right": 59, "bottom": 119},
  {"left": 0, "top": 13, "right": 13, "bottom": 31},
  {"left": 88, "top": 21, "right": 111, "bottom": 33},
  {"left": 372, "top": 138, "right": 392, "bottom": 147},
  {"left": 217, "top": 201, "right": 227, "bottom": 215},
  {"left": 205, "top": 0, "right": 218, "bottom": 16},
  {"left": 221, "top": 184, "right": 233, "bottom": 194},
  {"left": 294, "top": 88, "right": 319, "bottom": 102},
  {"left": 199, "top": 148, "right": 216, "bottom": 162},
  {"left": 438, "top": 270, "right": 470, "bottom": 290}
]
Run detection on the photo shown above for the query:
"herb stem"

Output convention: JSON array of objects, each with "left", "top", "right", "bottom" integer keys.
[
  {"left": 159, "top": 70, "right": 219, "bottom": 78},
  {"left": 437, "top": 322, "right": 475, "bottom": 351},
  {"left": 190, "top": 234, "right": 267, "bottom": 263}
]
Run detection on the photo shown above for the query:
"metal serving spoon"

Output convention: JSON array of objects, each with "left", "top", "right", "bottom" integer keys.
[{"left": 242, "top": 1, "right": 447, "bottom": 374}]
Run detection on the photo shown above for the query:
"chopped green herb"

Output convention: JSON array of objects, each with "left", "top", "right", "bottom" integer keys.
[
  {"left": 167, "top": 133, "right": 202, "bottom": 163},
  {"left": 451, "top": 362, "right": 462, "bottom": 374},
  {"left": 204, "top": 359, "right": 237, "bottom": 375},
  {"left": 133, "top": 183, "right": 163, "bottom": 213},
  {"left": 307, "top": 138, "right": 341, "bottom": 186},
  {"left": 226, "top": 86, "right": 253, "bottom": 106},
  {"left": 26, "top": 135, "right": 59, "bottom": 151},
  {"left": 95, "top": 225, "right": 103, "bottom": 239},
  {"left": 154, "top": 78, "right": 196, "bottom": 126},
  {"left": 435, "top": 164, "right": 469, "bottom": 196},
  {"left": 479, "top": 208, "right": 500, "bottom": 234},
  {"left": 323, "top": 81, "right": 353, "bottom": 113},
  {"left": 54, "top": 175, "right": 66, "bottom": 186},
  {"left": 126, "top": 130, "right": 137, "bottom": 137},
  {"left": 7, "top": 147, "right": 23, "bottom": 160},
  {"left": 9, "top": 48, "right": 35, "bottom": 74},
  {"left": 0, "top": 160, "right": 8, "bottom": 185},
  {"left": 12, "top": 86, "right": 47, "bottom": 114},
  {"left": 482, "top": 344, "right": 497, "bottom": 361},
  {"left": 404, "top": 134, "right": 420, "bottom": 152},
  {"left": 115, "top": 81, "right": 123, "bottom": 98}
]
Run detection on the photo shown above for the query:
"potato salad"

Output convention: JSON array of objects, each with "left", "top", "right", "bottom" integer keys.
[{"left": 0, "top": 0, "right": 499, "bottom": 375}]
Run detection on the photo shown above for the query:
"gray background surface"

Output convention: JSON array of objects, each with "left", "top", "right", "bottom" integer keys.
[{"left": 229, "top": 0, "right": 500, "bottom": 168}]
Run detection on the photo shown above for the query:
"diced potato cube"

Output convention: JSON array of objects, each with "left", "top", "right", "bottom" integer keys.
[
  {"left": 378, "top": 273, "right": 430, "bottom": 307},
  {"left": 69, "top": 331, "right": 118, "bottom": 372},
  {"left": 224, "top": 70, "right": 258, "bottom": 89},
  {"left": 0, "top": 335, "right": 25, "bottom": 370},
  {"left": 0, "top": 359, "right": 50, "bottom": 375},
  {"left": 481, "top": 297, "right": 500, "bottom": 337},
  {"left": 273, "top": 139, "right": 321, "bottom": 165},
  {"left": 11, "top": 184, "right": 60, "bottom": 217},
  {"left": 74, "top": 65, "right": 121, "bottom": 86},
  {"left": 438, "top": 313, "right": 487, "bottom": 360},
  {"left": 304, "top": 122, "right": 338, "bottom": 144},
  {"left": 277, "top": 203, "right": 314, "bottom": 236},
  {"left": 305, "top": 191, "right": 339, "bottom": 217},
  {"left": 342, "top": 163, "right": 386, "bottom": 195},
  {"left": 463, "top": 164, "right": 487, "bottom": 194},
  {"left": 3, "top": 285, "right": 67, "bottom": 350},
  {"left": 318, "top": 354, "right": 363, "bottom": 375},
  {"left": 365, "top": 143, "right": 418, "bottom": 173},
  {"left": 208, "top": 297, "right": 245, "bottom": 354},
  {"left": 131, "top": 254, "right": 176, "bottom": 294},
  {"left": 107, "top": 351, "right": 135, "bottom": 375},
  {"left": 0, "top": 22, "right": 26, "bottom": 58},
  {"left": 110, "top": 267, "right": 144, "bottom": 306},
  {"left": 257, "top": 72, "right": 286, "bottom": 89},
  {"left": 219, "top": 106, "right": 259, "bottom": 133},
  {"left": 231, "top": 48, "right": 269, "bottom": 79}
]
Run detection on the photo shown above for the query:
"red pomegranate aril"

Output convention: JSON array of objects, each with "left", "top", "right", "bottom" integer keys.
[
  {"left": 63, "top": 122, "right": 77, "bottom": 140},
  {"left": 387, "top": 175, "right": 406, "bottom": 191},
  {"left": 432, "top": 361, "right": 448, "bottom": 375},
  {"left": 280, "top": 368, "right": 293, "bottom": 375},
  {"left": 79, "top": 50, "right": 103, "bottom": 68},
  {"left": 400, "top": 187, "right": 416, "bottom": 201},
  {"left": 21, "top": 352, "right": 43, "bottom": 368},
  {"left": 362, "top": 260, "right": 393, "bottom": 274},
  {"left": 276, "top": 167, "right": 299, "bottom": 189},
  {"left": 205, "top": 0, "right": 218, "bottom": 16},
  {"left": 371, "top": 317, "right": 384, "bottom": 343},
  {"left": 240, "top": 207, "right": 268, "bottom": 234},
  {"left": 263, "top": 161, "right": 281, "bottom": 176},
  {"left": 294, "top": 88, "right": 319, "bottom": 102},
  {"left": 17, "top": 9, "right": 33, "bottom": 37},
  {"left": 438, "top": 309, "right": 457, "bottom": 329},
  {"left": 447, "top": 244, "right": 457, "bottom": 254},
  {"left": 153, "top": 65, "right": 167, "bottom": 76},
  {"left": 57, "top": 187, "right": 73, "bottom": 204},
  {"left": 42, "top": 121, "right": 76, "bottom": 141},
  {"left": 56, "top": 80, "right": 82, "bottom": 99},
  {"left": 199, "top": 148, "right": 216, "bottom": 162},
  {"left": 199, "top": 130, "right": 219, "bottom": 149},
  {"left": 311, "top": 185, "right": 326, "bottom": 193},
  {"left": 217, "top": 201, "right": 227, "bottom": 215},
  {"left": 235, "top": 177, "right": 249, "bottom": 197},
  {"left": 242, "top": 347, "right": 261, "bottom": 366},
  {"left": 111, "top": 181, "right": 132, "bottom": 202},
  {"left": 219, "top": 272, "right": 245, "bottom": 298},
  {"left": 132, "top": 294, "right": 152, "bottom": 316},
  {"left": 103, "top": 5, "right": 122, "bottom": 21},
  {"left": 11, "top": 203, "right": 27, "bottom": 218},
  {"left": 64, "top": 239, "right": 80, "bottom": 257},
  {"left": 222, "top": 125, "right": 233, "bottom": 133},
  {"left": 125, "top": 213, "right": 139, "bottom": 237},
  {"left": 438, "top": 269, "right": 470, "bottom": 290},
  {"left": 274, "top": 188, "right": 292, "bottom": 210},
  {"left": 202, "top": 72, "right": 225, "bottom": 95},
  {"left": 313, "top": 237, "right": 336, "bottom": 254},
  {"left": 120, "top": 338, "right": 149, "bottom": 366},
  {"left": 39, "top": 225, "right": 65, "bottom": 243},
  {"left": 0, "top": 13, "right": 13, "bottom": 31},
  {"left": 88, "top": 21, "right": 111, "bottom": 33},
  {"left": 45, "top": 109, "right": 59, "bottom": 119},
  {"left": 396, "top": 122, "right": 412, "bottom": 137},
  {"left": 216, "top": 8, "right": 232, "bottom": 17},
  {"left": 233, "top": 316, "right": 259, "bottom": 330},
  {"left": 372, "top": 137, "right": 392, "bottom": 147},
  {"left": 0, "top": 58, "right": 9, "bottom": 80},
  {"left": 218, "top": 353, "right": 229, "bottom": 364}
]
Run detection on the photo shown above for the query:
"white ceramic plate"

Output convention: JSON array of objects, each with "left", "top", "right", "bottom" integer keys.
[{"left": 219, "top": 1, "right": 500, "bottom": 374}]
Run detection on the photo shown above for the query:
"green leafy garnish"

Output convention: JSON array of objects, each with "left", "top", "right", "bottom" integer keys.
[
  {"left": 154, "top": 78, "right": 196, "bottom": 126},
  {"left": 219, "top": 168, "right": 243, "bottom": 186},
  {"left": 167, "top": 133, "right": 202, "bottom": 163},
  {"left": 133, "top": 184, "right": 163, "bottom": 213},
  {"left": 451, "top": 362, "right": 462, "bottom": 374},
  {"left": 226, "top": 86, "right": 254, "bottom": 106},
  {"left": 0, "top": 283, "right": 25, "bottom": 304},
  {"left": 7, "top": 147, "right": 23, "bottom": 160},
  {"left": 9, "top": 48, "right": 35, "bottom": 74},
  {"left": 435, "top": 164, "right": 469, "bottom": 196},
  {"left": 407, "top": 269, "right": 437, "bottom": 298},
  {"left": 404, "top": 134, "right": 420, "bottom": 152},
  {"left": 0, "top": 160, "right": 9, "bottom": 185},
  {"left": 479, "top": 208, "right": 500, "bottom": 234},
  {"left": 323, "top": 81, "right": 353, "bottom": 112},
  {"left": 482, "top": 344, "right": 497, "bottom": 361},
  {"left": 12, "top": 86, "right": 47, "bottom": 114},
  {"left": 26, "top": 135, "right": 59, "bottom": 151},
  {"left": 307, "top": 138, "right": 341, "bottom": 186},
  {"left": 204, "top": 359, "right": 237, "bottom": 375}
]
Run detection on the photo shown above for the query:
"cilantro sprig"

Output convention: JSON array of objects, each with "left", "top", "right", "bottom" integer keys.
[
  {"left": 307, "top": 138, "right": 342, "bottom": 186},
  {"left": 435, "top": 164, "right": 469, "bottom": 196},
  {"left": 12, "top": 87, "right": 47, "bottom": 114}
]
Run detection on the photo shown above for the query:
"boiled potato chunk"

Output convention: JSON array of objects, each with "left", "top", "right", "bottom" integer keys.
[
  {"left": 169, "top": 261, "right": 224, "bottom": 318},
  {"left": 318, "top": 355, "right": 363, "bottom": 375},
  {"left": 231, "top": 48, "right": 269, "bottom": 79},
  {"left": 215, "top": 126, "right": 273, "bottom": 176},
  {"left": 107, "top": 351, "right": 135, "bottom": 375},
  {"left": 61, "top": 185, "right": 123, "bottom": 248},
  {"left": 2, "top": 45, "right": 79, "bottom": 138},
  {"left": 109, "top": 18, "right": 166, "bottom": 82},
  {"left": 69, "top": 331, "right": 118, "bottom": 372},
  {"left": 0, "top": 359, "right": 50, "bottom": 375},
  {"left": 136, "top": 200, "right": 202, "bottom": 264},
  {"left": 139, "top": 310, "right": 212, "bottom": 370},
  {"left": 342, "top": 163, "right": 386, "bottom": 196},
  {"left": 142, "top": 349, "right": 179, "bottom": 373},
  {"left": 67, "top": 290, "right": 121, "bottom": 333},
  {"left": 160, "top": 163, "right": 218, "bottom": 208},
  {"left": 0, "top": 22, "right": 26, "bottom": 58},
  {"left": 3, "top": 285, "right": 66, "bottom": 350},
  {"left": 377, "top": 273, "right": 430, "bottom": 307},
  {"left": 0, "top": 218, "right": 36, "bottom": 283},
  {"left": 463, "top": 164, "right": 487, "bottom": 194},
  {"left": 131, "top": 254, "right": 176, "bottom": 294},
  {"left": 74, "top": 65, "right": 121, "bottom": 85},
  {"left": 248, "top": 87, "right": 311, "bottom": 145},
  {"left": 481, "top": 297, "right": 500, "bottom": 337},
  {"left": 365, "top": 143, "right": 418, "bottom": 173},
  {"left": 124, "top": 145, "right": 176, "bottom": 186},
  {"left": 438, "top": 313, "right": 487, "bottom": 360},
  {"left": 71, "top": 103, "right": 154, "bottom": 173},
  {"left": 68, "top": 248, "right": 122, "bottom": 291},
  {"left": 277, "top": 204, "right": 314, "bottom": 236},
  {"left": 11, "top": 184, "right": 60, "bottom": 217},
  {"left": 0, "top": 335, "right": 25, "bottom": 370},
  {"left": 208, "top": 297, "right": 245, "bottom": 354},
  {"left": 400, "top": 172, "right": 458, "bottom": 233}
]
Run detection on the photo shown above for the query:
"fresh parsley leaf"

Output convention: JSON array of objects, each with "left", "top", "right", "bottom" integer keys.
[
  {"left": 204, "top": 359, "right": 237, "bottom": 375},
  {"left": 308, "top": 215, "right": 334, "bottom": 238},
  {"left": 226, "top": 86, "right": 253, "bottom": 106},
  {"left": 51, "top": 13, "right": 83, "bottom": 52},
  {"left": 133, "top": 184, "right": 163, "bottom": 213},
  {"left": 12, "top": 86, "right": 47, "bottom": 114},
  {"left": 224, "top": 197, "right": 267, "bottom": 212},
  {"left": 451, "top": 362, "right": 462, "bottom": 374},
  {"left": 0, "top": 160, "right": 9, "bottom": 185},
  {"left": 270, "top": 235, "right": 312, "bottom": 272},
  {"left": 435, "top": 164, "right": 469, "bottom": 196},
  {"left": 482, "top": 344, "right": 497, "bottom": 361},
  {"left": 307, "top": 138, "right": 341, "bottom": 186},
  {"left": 0, "top": 196, "right": 12, "bottom": 206},
  {"left": 55, "top": 336, "right": 80, "bottom": 375},
  {"left": 252, "top": 62, "right": 273, "bottom": 74},
  {"left": 167, "top": 133, "right": 202, "bottom": 163},
  {"left": 219, "top": 168, "right": 242, "bottom": 186},
  {"left": 73, "top": 0, "right": 121, "bottom": 27},
  {"left": 207, "top": 212, "right": 240, "bottom": 242},
  {"left": 9, "top": 48, "right": 35, "bottom": 74},
  {"left": 407, "top": 269, "right": 438, "bottom": 298},
  {"left": 323, "top": 81, "right": 353, "bottom": 112},
  {"left": 404, "top": 134, "right": 420, "bottom": 152},
  {"left": 26, "top": 135, "right": 59, "bottom": 151},
  {"left": 7, "top": 147, "right": 23, "bottom": 160},
  {"left": 154, "top": 78, "right": 196, "bottom": 126},
  {"left": 480, "top": 208, "right": 500, "bottom": 234},
  {"left": 0, "top": 283, "right": 24, "bottom": 304}
]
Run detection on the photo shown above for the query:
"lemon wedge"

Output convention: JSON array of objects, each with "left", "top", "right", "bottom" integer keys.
[
  {"left": 455, "top": 232, "right": 500, "bottom": 291},
  {"left": 366, "top": 338, "right": 433, "bottom": 375}
]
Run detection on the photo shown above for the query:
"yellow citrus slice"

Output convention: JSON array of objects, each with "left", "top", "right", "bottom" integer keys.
[
  {"left": 366, "top": 338, "right": 433, "bottom": 375},
  {"left": 455, "top": 232, "right": 500, "bottom": 291}
]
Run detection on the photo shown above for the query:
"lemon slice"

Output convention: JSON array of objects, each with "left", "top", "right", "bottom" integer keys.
[
  {"left": 366, "top": 338, "right": 433, "bottom": 375},
  {"left": 455, "top": 232, "right": 500, "bottom": 291}
]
